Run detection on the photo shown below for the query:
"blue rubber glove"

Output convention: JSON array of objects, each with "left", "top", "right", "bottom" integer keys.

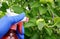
[
  {"left": 16, "top": 26, "right": 24, "bottom": 39},
  {"left": 0, "top": 13, "right": 25, "bottom": 38}
]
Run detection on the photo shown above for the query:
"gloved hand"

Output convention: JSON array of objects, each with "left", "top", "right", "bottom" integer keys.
[{"left": 0, "top": 13, "right": 25, "bottom": 38}]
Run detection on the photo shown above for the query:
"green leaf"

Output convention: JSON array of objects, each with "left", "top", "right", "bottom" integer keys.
[
  {"left": 24, "top": 22, "right": 35, "bottom": 28},
  {"left": 40, "top": 0, "right": 47, "bottom": 4},
  {"left": 45, "top": 27, "right": 52, "bottom": 36},
  {"left": 31, "top": 8, "right": 38, "bottom": 17},
  {"left": 24, "top": 18, "right": 36, "bottom": 27},
  {"left": 25, "top": 28, "right": 32, "bottom": 37},
  {"left": 0, "top": 2, "right": 9, "bottom": 12},
  {"left": 45, "top": 35, "right": 56, "bottom": 39},
  {"left": 30, "top": 33, "right": 40, "bottom": 39},
  {"left": 30, "top": 2, "right": 39, "bottom": 8},
  {"left": 14, "top": 0, "right": 21, "bottom": 3},
  {"left": 55, "top": 0, "right": 60, "bottom": 6},
  {"left": 54, "top": 17, "right": 60, "bottom": 23},
  {"left": 12, "top": 5, "right": 23, "bottom": 13},
  {"left": 0, "top": 11, "right": 5, "bottom": 18},
  {"left": 54, "top": 17, "right": 60, "bottom": 28},
  {"left": 39, "top": 6, "right": 47, "bottom": 15},
  {"left": 36, "top": 18, "right": 46, "bottom": 30}
]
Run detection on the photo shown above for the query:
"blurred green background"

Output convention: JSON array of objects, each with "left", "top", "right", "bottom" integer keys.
[{"left": 0, "top": 0, "right": 60, "bottom": 39}]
